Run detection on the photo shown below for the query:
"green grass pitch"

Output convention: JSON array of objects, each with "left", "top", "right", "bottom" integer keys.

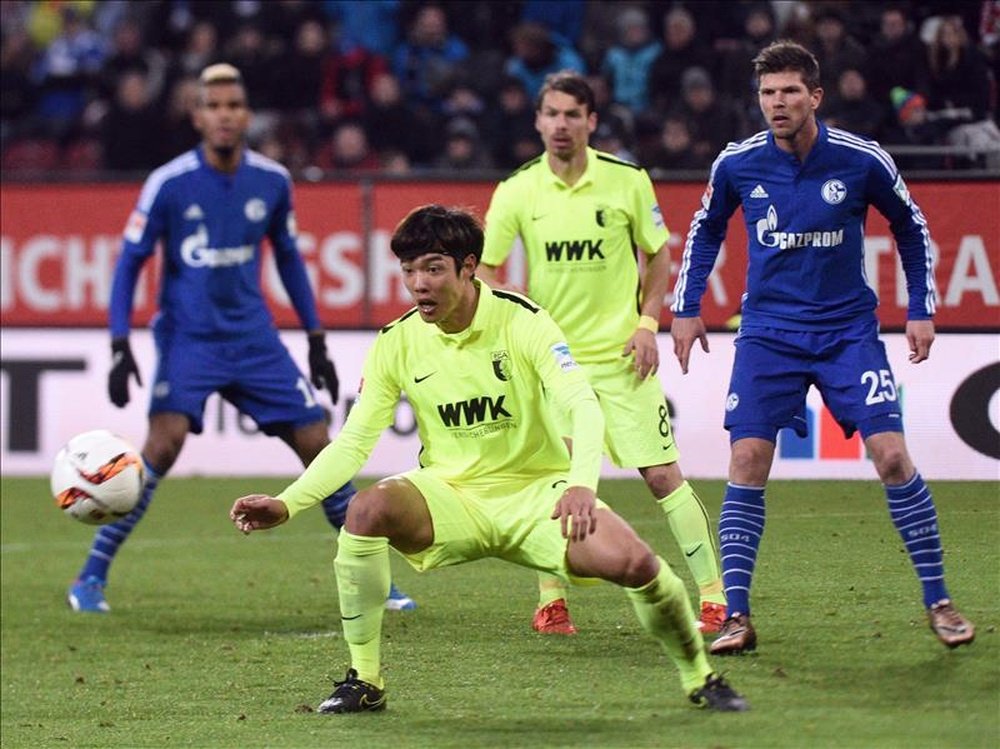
[{"left": 1, "top": 477, "right": 997, "bottom": 748}]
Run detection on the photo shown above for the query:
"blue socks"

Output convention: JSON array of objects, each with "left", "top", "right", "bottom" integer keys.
[
  {"left": 718, "top": 483, "right": 766, "bottom": 617},
  {"left": 78, "top": 458, "right": 161, "bottom": 583},
  {"left": 885, "top": 473, "right": 948, "bottom": 607},
  {"left": 320, "top": 481, "right": 357, "bottom": 530}
]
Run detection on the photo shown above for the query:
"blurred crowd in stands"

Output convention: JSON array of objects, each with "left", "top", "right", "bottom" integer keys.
[{"left": 2, "top": 0, "right": 998, "bottom": 177}]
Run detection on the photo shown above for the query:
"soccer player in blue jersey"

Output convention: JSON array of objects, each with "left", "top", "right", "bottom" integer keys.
[
  {"left": 66, "top": 64, "right": 414, "bottom": 613},
  {"left": 229, "top": 204, "right": 748, "bottom": 713},
  {"left": 670, "top": 41, "right": 974, "bottom": 654}
]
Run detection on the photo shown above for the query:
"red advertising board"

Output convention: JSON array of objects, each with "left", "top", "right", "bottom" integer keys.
[{"left": 1, "top": 180, "right": 997, "bottom": 330}]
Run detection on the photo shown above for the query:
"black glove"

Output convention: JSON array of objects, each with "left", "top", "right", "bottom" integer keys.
[
  {"left": 108, "top": 337, "right": 142, "bottom": 408},
  {"left": 308, "top": 332, "right": 340, "bottom": 404}
]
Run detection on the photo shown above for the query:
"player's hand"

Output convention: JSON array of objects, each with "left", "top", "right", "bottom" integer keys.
[
  {"left": 623, "top": 328, "right": 659, "bottom": 379},
  {"left": 108, "top": 337, "right": 142, "bottom": 408},
  {"left": 308, "top": 332, "right": 340, "bottom": 404},
  {"left": 670, "top": 316, "right": 709, "bottom": 375},
  {"left": 906, "top": 319, "right": 935, "bottom": 363},
  {"left": 551, "top": 485, "right": 598, "bottom": 542},
  {"left": 230, "top": 494, "right": 289, "bottom": 534}
]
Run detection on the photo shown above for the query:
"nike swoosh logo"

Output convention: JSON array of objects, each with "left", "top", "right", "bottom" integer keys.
[
  {"left": 414, "top": 372, "right": 435, "bottom": 383},
  {"left": 532, "top": 214, "right": 546, "bottom": 221},
  {"left": 684, "top": 543, "right": 703, "bottom": 558},
  {"left": 341, "top": 614, "right": 362, "bottom": 620}
]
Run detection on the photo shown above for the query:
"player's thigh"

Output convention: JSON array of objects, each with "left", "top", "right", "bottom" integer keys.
[
  {"left": 224, "top": 332, "right": 326, "bottom": 435},
  {"left": 724, "top": 330, "right": 811, "bottom": 439},
  {"left": 814, "top": 326, "right": 902, "bottom": 438},
  {"left": 149, "top": 333, "right": 228, "bottom": 434},
  {"left": 564, "top": 508, "right": 657, "bottom": 587},
  {"left": 498, "top": 476, "right": 613, "bottom": 584},
  {"left": 394, "top": 470, "right": 495, "bottom": 572},
  {"left": 587, "top": 358, "right": 679, "bottom": 468}
]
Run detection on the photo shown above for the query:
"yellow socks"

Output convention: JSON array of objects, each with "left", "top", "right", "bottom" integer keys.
[
  {"left": 658, "top": 481, "right": 725, "bottom": 605},
  {"left": 334, "top": 530, "right": 390, "bottom": 688},
  {"left": 626, "top": 557, "right": 711, "bottom": 694},
  {"left": 536, "top": 570, "right": 567, "bottom": 608}
]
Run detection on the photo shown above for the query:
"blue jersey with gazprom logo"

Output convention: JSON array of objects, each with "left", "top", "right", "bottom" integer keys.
[
  {"left": 672, "top": 124, "right": 936, "bottom": 330},
  {"left": 109, "top": 147, "right": 319, "bottom": 338}
]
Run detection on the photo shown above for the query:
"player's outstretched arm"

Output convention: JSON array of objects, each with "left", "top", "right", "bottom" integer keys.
[
  {"left": 670, "top": 316, "right": 709, "bottom": 375},
  {"left": 906, "top": 319, "right": 935, "bottom": 363},
  {"left": 551, "top": 486, "right": 599, "bottom": 542},
  {"left": 231, "top": 494, "right": 290, "bottom": 534},
  {"left": 108, "top": 337, "right": 142, "bottom": 408}
]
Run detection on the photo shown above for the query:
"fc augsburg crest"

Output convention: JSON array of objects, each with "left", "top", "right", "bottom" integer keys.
[{"left": 492, "top": 350, "right": 512, "bottom": 381}]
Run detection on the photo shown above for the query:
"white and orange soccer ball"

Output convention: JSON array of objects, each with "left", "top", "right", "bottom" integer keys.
[{"left": 51, "top": 430, "right": 144, "bottom": 525}]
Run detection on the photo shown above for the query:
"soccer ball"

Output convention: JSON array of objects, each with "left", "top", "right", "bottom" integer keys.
[{"left": 51, "top": 430, "right": 144, "bottom": 525}]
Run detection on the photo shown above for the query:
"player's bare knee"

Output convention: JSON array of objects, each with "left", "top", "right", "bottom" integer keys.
[
  {"left": 873, "top": 448, "right": 913, "bottom": 484},
  {"left": 618, "top": 546, "right": 659, "bottom": 588},
  {"left": 343, "top": 488, "right": 390, "bottom": 535},
  {"left": 639, "top": 463, "right": 683, "bottom": 498},
  {"left": 141, "top": 435, "right": 182, "bottom": 474},
  {"left": 729, "top": 440, "right": 772, "bottom": 485},
  {"left": 867, "top": 434, "right": 913, "bottom": 484},
  {"left": 292, "top": 421, "right": 330, "bottom": 465}
]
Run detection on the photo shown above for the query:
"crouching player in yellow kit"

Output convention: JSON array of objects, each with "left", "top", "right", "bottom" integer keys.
[
  {"left": 229, "top": 205, "right": 748, "bottom": 714},
  {"left": 479, "top": 71, "right": 725, "bottom": 635}
]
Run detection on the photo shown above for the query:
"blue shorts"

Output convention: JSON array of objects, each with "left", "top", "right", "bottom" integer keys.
[
  {"left": 724, "top": 320, "right": 904, "bottom": 443},
  {"left": 149, "top": 323, "right": 325, "bottom": 435}
]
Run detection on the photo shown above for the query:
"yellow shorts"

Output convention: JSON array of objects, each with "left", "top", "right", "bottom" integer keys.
[
  {"left": 554, "top": 357, "right": 680, "bottom": 468},
  {"left": 397, "top": 469, "right": 608, "bottom": 584}
]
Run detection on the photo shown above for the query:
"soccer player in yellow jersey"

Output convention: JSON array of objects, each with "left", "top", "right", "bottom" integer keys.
[
  {"left": 229, "top": 205, "right": 747, "bottom": 714},
  {"left": 479, "top": 71, "right": 726, "bottom": 635}
]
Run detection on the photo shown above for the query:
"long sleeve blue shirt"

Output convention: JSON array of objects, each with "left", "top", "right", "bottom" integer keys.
[
  {"left": 109, "top": 147, "right": 320, "bottom": 339},
  {"left": 672, "top": 123, "right": 936, "bottom": 330}
]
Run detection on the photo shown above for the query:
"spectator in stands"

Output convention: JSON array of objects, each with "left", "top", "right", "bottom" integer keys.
[
  {"left": 668, "top": 67, "right": 745, "bottom": 166},
  {"left": 925, "top": 14, "right": 999, "bottom": 163},
  {"left": 31, "top": 6, "right": 106, "bottom": 142},
  {"left": 273, "top": 18, "right": 328, "bottom": 112},
  {"left": 591, "top": 119, "right": 638, "bottom": 163},
  {"left": 319, "top": 32, "right": 388, "bottom": 125},
  {"left": 441, "top": 82, "right": 487, "bottom": 129},
  {"left": 586, "top": 73, "right": 635, "bottom": 150},
  {"left": 101, "top": 69, "right": 163, "bottom": 172},
  {"left": 648, "top": 7, "right": 714, "bottom": 114},
  {"left": 600, "top": 6, "right": 662, "bottom": 116},
  {"left": 362, "top": 70, "right": 436, "bottom": 166},
  {"left": 323, "top": 0, "right": 401, "bottom": 57},
  {"left": 484, "top": 75, "right": 539, "bottom": 169},
  {"left": 224, "top": 23, "right": 277, "bottom": 110},
  {"left": 159, "top": 75, "right": 201, "bottom": 162},
  {"left": 504, "top": 22, "right": 585, "bottom": 100},
  {"left": 380, "top": 148, "right": 412, "bottom": 174},
  {"left": 811, "top": 7, "right": 868, "bottom": 93},
  {"left": 642, "top": 115, "right": 706, "bottom": 172},
  {"left": 823, "top": 68, "right": 884, "bottom": 138},
  {"left": 434, "top": 116, "right": 493, "bottom": 170},
  {"left": 865, "top": 5, "right": 929, "bottom": 113},
  {"left": 392, "top": 4, "right": 469, "bottom": 114},
  {"left": 520, "top": 0, "right": 586, "bottom": 47},
  {"left": 318, "top": 120, "right": 380, "bottom": 172},
  {"left": 99, "top": 18, "right": 167, "bottom": 109},
  {"left": 166, "top": 20, "right": 219, "bottom": 89},
  {"left": 715, "top": 3, "right": 777, "bottom": 119},
  {"left": 1, "top": 29, "right": 38, "bottom": 145}
]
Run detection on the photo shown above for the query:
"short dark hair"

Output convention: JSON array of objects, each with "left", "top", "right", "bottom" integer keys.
[
  {"left": 536, "top": 70, "right": 596, "bottom": 113},
  {"left": 390, "top": 204, "right": 483, "bottom": 268},
  {"left": 752, "top": 40, "right": 821, "bottom": 91}
]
